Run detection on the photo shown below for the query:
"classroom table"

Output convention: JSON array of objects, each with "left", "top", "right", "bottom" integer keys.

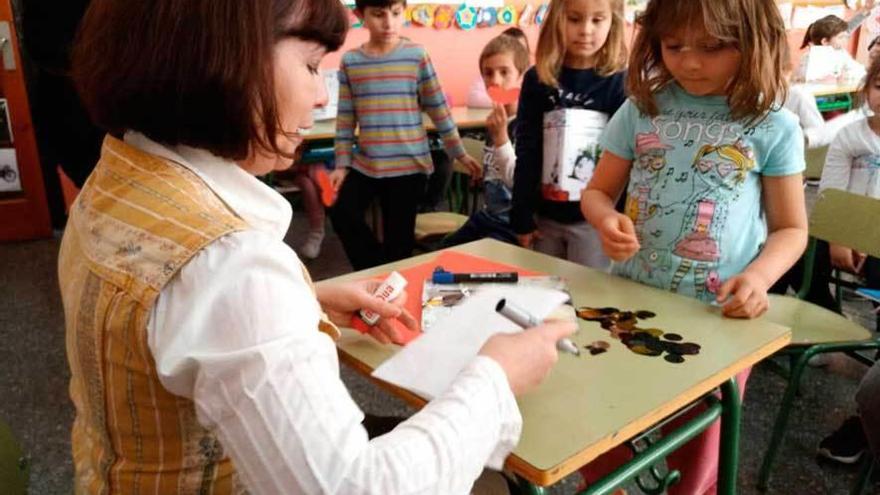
[
  {"left": 801, "top": 82, "right": 861, "bottom": 113},
  {"left": 324, "top": 239, "right": 792, "bottom": 495}
]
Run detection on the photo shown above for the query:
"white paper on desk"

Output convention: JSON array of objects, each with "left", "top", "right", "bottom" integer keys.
[{"left": 372, "top": 286, "right": 570, "bottom": 400}]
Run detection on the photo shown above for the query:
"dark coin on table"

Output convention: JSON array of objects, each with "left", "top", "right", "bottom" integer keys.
[
  {"left": 676, "top": 343, "right": 702, "bottom": 355},
  {"left": 589, "top": 347, "right": 608, "bottom": 356},
  {"left": 591, "top": 340, "right": 610, "bottom": 350},
  {"left": 635, "top": 327, "right": 663, "bottom": 337},
  {"left": 663, "top": 333, "right": 683, "bottom": 342},
  {"left": 625, "top": 334, "right": 648, "bottom": 347},
  {"left": 664, "top": 353, "right": 685, "bottom": 364},
  {"left": 631, "top": 344, "right": 662, "bottom": 357},
  {"left": 643, "top": 336, "right": 668, "bottom": 352},
  {"left": 635, "top": 310, "right": 656, "bottom": 319},
  {"left": 616, "top": 317, "right": 638, "bottom": 330},
  {"left": 576, "top": 307, "right": 606, "bottom": 320}
]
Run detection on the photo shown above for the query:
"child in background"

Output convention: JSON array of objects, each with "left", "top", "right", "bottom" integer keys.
[
  {"left": 330, "top": 0, "right": 481, "bottom": 270},
  {"left": 580, "top": 0, "right": 807, "bottom": 492},
  {"left": 444, "top": 34, "right": 530, "bottom": 246},
  {"left": 796, "top": 15, "right": 866, "bottom": 84},
  {"left": 466, "top": 27, "right": 532, "bottom": 109},
  {"left": 816, "top": 59, "right": 880, "bottom": 463},
  {"left": 820, "top": 57, "right": 880, "bottom": 301},
  {"left": 783, "top": 44, "right": 830, "bottom": 149},
  {"left": 870, "top": 35, "right": 880, "bottom": 63},
  {"left": 289, "top": 148, "right": 329, "bottom": 259},
  {"left": 511, "top": 0, "right": 628, "bottom": 268}
]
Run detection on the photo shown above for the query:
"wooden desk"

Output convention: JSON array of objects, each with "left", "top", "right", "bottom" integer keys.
[
  {"left": 307, "top": 106, "right": 491, "bottom": 142},
  {"left": 327, "top": 239, "right": 792, "bottom": 493}
]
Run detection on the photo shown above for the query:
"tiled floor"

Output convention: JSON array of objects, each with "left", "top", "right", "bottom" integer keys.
[{"left": 1, "top": 194, "right": 877, "bottom": 494}]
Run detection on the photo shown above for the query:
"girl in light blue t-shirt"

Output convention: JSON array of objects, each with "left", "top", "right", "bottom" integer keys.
[
  {"left": 581, "top": 3, "right": 808, "bottom": 318},
  {"left": 578, "top": 1, "right": 809, "bottom": 494}
]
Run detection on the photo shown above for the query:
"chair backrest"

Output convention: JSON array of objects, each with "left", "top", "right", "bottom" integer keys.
[
  {"left": 0, "top": 419, "right": 28, "bottom": 495},
  {"left": 810, "top": 188, "right": 880, "bottom": 259},
  {"left": 804, "top": 145, "right": 828, "bottom": 181},
  {"left": 455, "top": 138, "right": 484, "bottom": 175}
]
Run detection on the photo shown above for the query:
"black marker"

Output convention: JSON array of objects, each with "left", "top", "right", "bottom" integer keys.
[{"left": 432, "top": 268, "right": 518, "bottom": 284}]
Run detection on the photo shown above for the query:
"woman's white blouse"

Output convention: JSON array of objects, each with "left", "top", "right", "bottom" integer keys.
[{"left": 126, "top": 133, "right": 522, "bottom": 494}]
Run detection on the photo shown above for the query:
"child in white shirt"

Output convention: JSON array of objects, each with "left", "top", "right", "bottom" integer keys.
[{"left": 796, "top": 15, "right": 866, "bottom": 84}]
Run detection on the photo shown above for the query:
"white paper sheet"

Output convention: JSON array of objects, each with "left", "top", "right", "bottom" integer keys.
[{"left": 372, "top": 286, "right": 571, "bottom": 399}]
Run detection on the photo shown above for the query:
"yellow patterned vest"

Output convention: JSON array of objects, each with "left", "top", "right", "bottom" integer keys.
[{"left": 59, "top": 136, "right": 338, "bottom": 494}]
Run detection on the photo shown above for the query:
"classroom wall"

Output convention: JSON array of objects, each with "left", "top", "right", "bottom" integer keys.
[
  {"left": 321, "top": 23, "right": 542, "bottom": 106},
  {"left": 321, "top": 8, "right": 864, "bottom": 106}
]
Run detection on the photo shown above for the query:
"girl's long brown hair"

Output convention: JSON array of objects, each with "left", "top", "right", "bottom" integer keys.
[
  {"left": 627, "top": 0, "right": 788, "bottom": 125},
  {"left": 535, "top": 0, "right": 627, "bottom": 87},
  {"left": 801, "top": 15, "right": 848, "bottom": 49}
]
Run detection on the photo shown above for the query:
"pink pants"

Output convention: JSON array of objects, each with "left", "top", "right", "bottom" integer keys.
[{"left": 579, "top": 369, "right": 751, "bottom": 495}]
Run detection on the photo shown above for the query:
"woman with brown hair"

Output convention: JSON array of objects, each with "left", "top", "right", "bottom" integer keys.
[{"left": 60, "top": 1, "right": 574, "bottom": 493}]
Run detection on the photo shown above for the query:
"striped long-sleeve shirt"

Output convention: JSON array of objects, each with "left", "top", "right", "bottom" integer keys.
[{"left": 335, "top": 40, "right": 465, "bottom": 177}]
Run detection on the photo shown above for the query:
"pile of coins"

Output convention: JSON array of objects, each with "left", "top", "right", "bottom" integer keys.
[{"left": 575, "top": 307, "right": 702, "bottom": 364}]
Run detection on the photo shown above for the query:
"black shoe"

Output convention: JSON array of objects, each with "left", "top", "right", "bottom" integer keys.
[{"left": 817, "top": 416, "right": 868, "bottom": 465}]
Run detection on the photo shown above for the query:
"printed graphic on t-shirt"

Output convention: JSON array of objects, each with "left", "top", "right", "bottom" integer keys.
[
  {"left": 615, "top": 109, "right": 769, "bottom": 301},
  {"left": 541, "top": 109, "right": 607, "bottom": 202},
  {"left": 851, "top": 153, "right": 880, "bottom": 198}
]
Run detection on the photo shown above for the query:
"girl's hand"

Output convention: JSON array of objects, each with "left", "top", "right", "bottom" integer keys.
[
  {"left": 486, "top": 103, "right": 509, "bottom": 146},
  {"left": 517, "top": 231, "right": 539, "bottom": 248},
  {"left": 457, "top": 154, "right": 483, "bottom": 180},
  {"left": 328, "top": 168, "right": 348, "bottom": 191},
  {"left": 829, "top": 243, "right": 862, "bottom": 273},
  {"left": 316, "top": 280, "right": 420, "bottom": 345},
  {"left": 715, "top": 272, "right": 770, "bottom": 319},
  {"left": 596, "top": 212, "right": 640, "bottom": 261}
]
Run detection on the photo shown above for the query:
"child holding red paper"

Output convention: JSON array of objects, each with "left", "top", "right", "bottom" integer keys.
[{"left": 444, "top": 34, "right": 530, "bottom": 246}]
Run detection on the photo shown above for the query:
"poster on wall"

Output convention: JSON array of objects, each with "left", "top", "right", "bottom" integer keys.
[
  {"left": 0, "top": 148, "right": 22, "bottom": 193},
  {"left": 341, "top": 0, "right": 504, "bottom": 6}
]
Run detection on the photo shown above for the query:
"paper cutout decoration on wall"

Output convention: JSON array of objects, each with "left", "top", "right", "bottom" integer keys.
[
  {"left": 535, "top": 3, "right": 549, "bottom": 24},
  {"left": 455, "top": 5, "right": 478, "bottom": 30},
  {"left": 411, "top": 4, "right": 435, "bottom": 26},
  {"left": 497, "top": 5, "right": 518, "bottom": 25},
  {"left": 518, "top": 3, "right": 534, "bottom": 26},
  {"left": 487, "top": 85, "right": 521, "bottom": 105},
  {"left": 434, "top": 5, "right": 455, "bottom": 28},
  {"left": 477, "top": 7, "right": 498, "bottom": 27}
]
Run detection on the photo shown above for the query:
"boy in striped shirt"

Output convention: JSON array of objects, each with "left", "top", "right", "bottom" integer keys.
[{"left": 329, "top": 0, "right": 480, "bottom": 270}]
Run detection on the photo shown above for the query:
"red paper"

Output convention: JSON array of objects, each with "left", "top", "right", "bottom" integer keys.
[
  {"left": 314, "top": 168, "right": 337, "bottom": 207},
  {"left": 350, "top": 250, "right": 540, "bottom": 344},
  {"left": 487, "top": 85, "right": 521, "bottom": 105}
]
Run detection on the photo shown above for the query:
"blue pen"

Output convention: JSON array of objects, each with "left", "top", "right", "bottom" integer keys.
[{"left": 432, "top": 267, "right": 518, "bottom": 284}]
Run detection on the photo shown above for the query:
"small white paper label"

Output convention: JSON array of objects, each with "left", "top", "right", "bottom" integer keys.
[{"left": 0, "top": 148, "right": 21, "bottom": 192}]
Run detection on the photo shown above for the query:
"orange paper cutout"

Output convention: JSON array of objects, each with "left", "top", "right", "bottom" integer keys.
[
  {"left": 350, "top": 250, "right": 541, "bottom": 344},
  {"left": 314, "top": 168, "right": 336, "bottom": 207},
  {"left": 487, "top": 85, "right": 521, "bottom": 105}
]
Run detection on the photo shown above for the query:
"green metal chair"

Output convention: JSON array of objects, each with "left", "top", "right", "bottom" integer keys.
[
  {"left": 0, "top": 418, "right": 28, "bottom": 495},
  {"left": 758, "top": 189, "right": 880, "bottom": 491}
]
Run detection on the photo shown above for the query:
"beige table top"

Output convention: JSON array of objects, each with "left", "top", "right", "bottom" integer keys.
[
  {"left": 325, "top": 239, "right": 792, "bottom": 486},
  {"left": 799, "top": 82, "right": 860, "bottom": 97},
  {"left": 307, "top": 107, "right": 491, "bottom": 142}
]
